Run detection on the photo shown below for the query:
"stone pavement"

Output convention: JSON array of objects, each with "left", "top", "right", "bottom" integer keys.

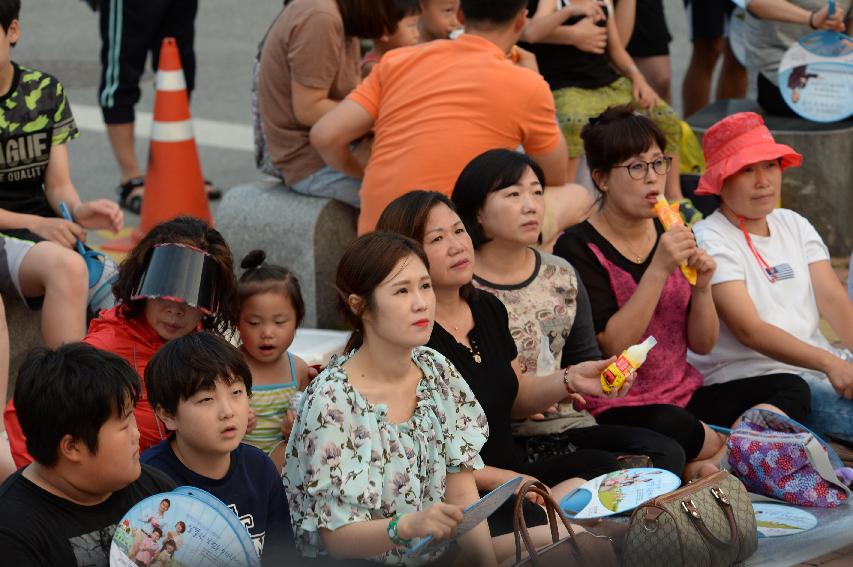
[{"left": 795, "top": 544, "right": 853, "bottom": 566}]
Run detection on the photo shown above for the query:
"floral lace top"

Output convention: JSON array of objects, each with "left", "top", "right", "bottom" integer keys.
[{"left": 282, "top": 346, "right": 488, "bottom": 565}]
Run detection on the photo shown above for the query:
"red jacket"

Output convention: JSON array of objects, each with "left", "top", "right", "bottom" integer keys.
[{"left": 4, "top": 305, "right": 168, "bottom": 468}]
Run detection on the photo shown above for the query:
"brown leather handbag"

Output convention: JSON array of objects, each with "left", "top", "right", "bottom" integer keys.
[
  {"left": 622, "top": 470, "right": 758, "bottom": 567},
  {"left": 513, "top": 480, "right": 619, "bottom": 567}
]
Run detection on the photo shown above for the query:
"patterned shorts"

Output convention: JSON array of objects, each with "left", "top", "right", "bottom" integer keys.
[{"left": 553, "top": 76, "right": 682, "bottom": 158}]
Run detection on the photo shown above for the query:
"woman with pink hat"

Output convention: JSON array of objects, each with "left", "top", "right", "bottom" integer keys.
[{"left": 690, "top": 112, "right": 853, "bottom": 444}]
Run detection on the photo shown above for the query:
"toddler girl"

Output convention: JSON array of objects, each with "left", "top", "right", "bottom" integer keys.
[{"left": 238, "top": 250, "right": 310, "bottom": 455}]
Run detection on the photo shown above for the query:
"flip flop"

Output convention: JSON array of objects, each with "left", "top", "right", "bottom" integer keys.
[{"left": 117, "top": 177, "right": 145, "bottom": 214}]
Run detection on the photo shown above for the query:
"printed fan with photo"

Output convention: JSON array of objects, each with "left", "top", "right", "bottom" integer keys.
[{"left": 109, "top": 488, "right": 260, "bottom": 567}]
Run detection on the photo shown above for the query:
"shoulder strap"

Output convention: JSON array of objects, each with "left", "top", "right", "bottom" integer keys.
[{"left": 287, "top": 351, "right": 298, "bottom": 387}]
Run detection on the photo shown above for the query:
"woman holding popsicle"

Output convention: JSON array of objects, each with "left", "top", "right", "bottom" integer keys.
[
  {"left": 690, "top": 112, "right": 853, "bottom": 444},
  {"left": 554, "top": 105, "right": 724, "bottom": 479}
]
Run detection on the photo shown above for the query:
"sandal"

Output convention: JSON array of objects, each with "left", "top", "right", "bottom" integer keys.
[
  {"left": 204, "top": 179, "right": 223, "bottom": 200},
  {"left": 119, "top": 177, "right": 221, "bottom": 213},
  {"left": 117, "top": 177, "right": 145, "bottom": 215}
]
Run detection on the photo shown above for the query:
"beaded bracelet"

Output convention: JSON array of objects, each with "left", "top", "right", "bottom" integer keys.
[
  {"left": 387, "top": 514, "right": 411, "bottom": 546},
  {"left": 562, "top": 366, "right": 574, "bottom": 396}
]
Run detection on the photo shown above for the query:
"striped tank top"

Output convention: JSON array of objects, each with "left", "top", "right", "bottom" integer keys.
[{"left": 244, "top": 352, "right": 299, "bottom": 454}]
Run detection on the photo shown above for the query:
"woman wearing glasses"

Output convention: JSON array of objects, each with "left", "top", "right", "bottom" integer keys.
[{"left": 554, "top": 106, "right": 725, "bottom": 480}]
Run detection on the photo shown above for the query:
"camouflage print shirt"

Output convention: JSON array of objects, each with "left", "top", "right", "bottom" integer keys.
[{"left": 0, "top": 63, "right": 78, "bottom": 219}]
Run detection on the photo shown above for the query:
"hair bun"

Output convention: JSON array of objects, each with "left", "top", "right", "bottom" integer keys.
[{"left": 240, "top": 249, "right": 266, "bottom": 270}]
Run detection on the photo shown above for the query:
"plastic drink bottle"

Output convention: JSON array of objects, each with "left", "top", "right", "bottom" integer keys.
[
  {"left": 536, "top": 335, "right": 557, "bottom": 376},
  {"left": 653, "top": 195, "right": 698, "bottom": 285},
  {"left": 600, "top": 336, "right": 657, "bottom": 393}
]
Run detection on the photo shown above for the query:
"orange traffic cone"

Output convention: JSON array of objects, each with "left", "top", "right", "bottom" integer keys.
[{"left": 103, "top": 37, "right": 212, "bottom": 252}]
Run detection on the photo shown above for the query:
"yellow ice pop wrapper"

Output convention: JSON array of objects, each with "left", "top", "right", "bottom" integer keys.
[{"left": 653, "top": 195, "right": 698, "bottom": 286}]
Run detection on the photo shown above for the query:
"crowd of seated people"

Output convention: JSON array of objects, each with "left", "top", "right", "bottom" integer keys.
[{"left": 1, "top": 0, "right": 852, "bottom": 564}]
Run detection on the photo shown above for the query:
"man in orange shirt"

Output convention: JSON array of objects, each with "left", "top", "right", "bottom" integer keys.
[{"left": 311, "top": 0, "right": 592, "bottom": 238}]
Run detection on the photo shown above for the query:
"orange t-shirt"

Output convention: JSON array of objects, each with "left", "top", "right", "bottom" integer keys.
[{"left": 348, "top": 34, "right": 562, "bottom": 234}]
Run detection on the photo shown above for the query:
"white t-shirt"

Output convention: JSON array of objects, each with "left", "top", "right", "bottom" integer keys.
[{"left": 689, "top": 209, "right": 832, "bottom": 385}]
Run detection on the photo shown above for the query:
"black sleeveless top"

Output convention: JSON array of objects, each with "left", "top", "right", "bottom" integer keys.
[{"left": 519, "top": 0, "right": 620, "bottom": 90}]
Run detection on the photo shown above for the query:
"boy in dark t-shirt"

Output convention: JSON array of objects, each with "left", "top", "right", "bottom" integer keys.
[
  {"left": 0, "top": 343, "right": 176, "bottom": 566},
  {"left": 142, "top": 332, "right": 295, "bottom": 561},
  {"left": 0, "top": 0, "right": 123, "bottom": 348}
]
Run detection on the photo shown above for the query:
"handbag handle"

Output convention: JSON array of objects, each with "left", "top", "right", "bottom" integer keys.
[
  {"left": 513, "top": 480, "right": 581, "bottom": 564},
  {"left": 681, "top": 486, "right": 741, "bottom": 561}
]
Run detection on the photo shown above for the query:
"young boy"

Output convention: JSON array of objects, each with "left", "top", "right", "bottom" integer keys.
[
  {"left": 0, "top": 0, "right": 123, "bottom": 346},
  {"left": 362, "top": 0, "right": 422, "bottom": 77},
  {"left": 0, "top": 343, "right": 176, "bottom": 565},
  {"left": 418, "top": 0, "right": 460, "bottom": 41},
  {"left": 141, "top": 332, "right": 293, "bottom": 560}
]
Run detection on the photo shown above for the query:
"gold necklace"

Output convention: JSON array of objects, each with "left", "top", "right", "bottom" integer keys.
[
  {"left": 602, "top": 213, "right": 653, "bottom": 264},
  {"left": 436, "top": 312, "right": 481, "bottom": 364},
  {"left": 465, "top": 337, "right": 482, "bottom": 364}
]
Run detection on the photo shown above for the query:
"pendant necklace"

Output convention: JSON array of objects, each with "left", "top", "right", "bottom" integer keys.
[
  {"left": 441, "top": 316, "right": 482, "bottom": 364},
  {"left": 603, "top": 213, "right": 652, "bottom": 264},
  {"left": 465, "top": 336, "right": 483, "bottom": 364}
]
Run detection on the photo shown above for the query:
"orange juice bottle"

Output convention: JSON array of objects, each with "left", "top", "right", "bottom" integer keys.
[{"left": 600, "top": 336, "right": 657, "bottom": 393}]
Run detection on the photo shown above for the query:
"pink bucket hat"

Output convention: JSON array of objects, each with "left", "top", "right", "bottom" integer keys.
[{"left": 695, "top": 112, "right": 803, "bottom": 196}]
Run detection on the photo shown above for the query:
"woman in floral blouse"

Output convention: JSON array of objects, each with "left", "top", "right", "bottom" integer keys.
[{"left": 283, "top": 232, "right": 498, "bottom": 565}]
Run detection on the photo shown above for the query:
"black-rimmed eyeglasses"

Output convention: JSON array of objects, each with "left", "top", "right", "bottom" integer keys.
[{"left": 612, "top": 156, "right": 673, "bottom": 180}]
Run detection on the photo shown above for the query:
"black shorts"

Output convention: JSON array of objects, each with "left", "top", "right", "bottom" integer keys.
[
  {"left": 684, "top": 0, "right": 735, "bottom": 41},
  {"left": 686, "top": 374, "right": 811, "bottom": 426},
  {"left": 626, "top": 0, "right": 672, "bottom": 57}
]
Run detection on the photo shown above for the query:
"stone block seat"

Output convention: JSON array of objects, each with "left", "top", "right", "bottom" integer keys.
[
  {"left": 688, "top": 99, "right": 853, "bottom": 256},
  {"left": 215, "top": 179, "right": 357, "bottom": 329},
  {"left": 4, "top": 296, "right": 41, "bottom": 402}
]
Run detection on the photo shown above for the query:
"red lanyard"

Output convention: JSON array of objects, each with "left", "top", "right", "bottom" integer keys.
[
  {"left": 723, "top": 204, "right": 778, "bottom": 284},
  {"left": 737, "top": 217, "right": 778, "bottom": 284}
]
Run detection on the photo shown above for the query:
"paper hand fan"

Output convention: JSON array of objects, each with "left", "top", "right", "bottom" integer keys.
[
  {"left": 560, "top": 468, "right": 681, "bottom": 519},
  {"left": 110, "top": 490, "right": 257, "bottom": 567},
  {"left": 408, "top": 476, "right": 523, "bottom": 557},
  {"left": 753, "top": 503, "right": 818, "bottom": 538}
]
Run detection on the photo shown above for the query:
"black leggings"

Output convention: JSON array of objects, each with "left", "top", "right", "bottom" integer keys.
[
  {"left": 488, "top": 424, "right": 687, "bottom": 535},
  {"left": 686, "top": 374, "right": 811, "bottom": 427},
  {"left": 596, "top": 404, "right": 707, "bottom": 461}
]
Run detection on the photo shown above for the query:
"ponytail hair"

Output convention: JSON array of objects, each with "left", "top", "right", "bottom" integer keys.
[{"left": 238, "top": 250, "right": 305, "bottom": 326}]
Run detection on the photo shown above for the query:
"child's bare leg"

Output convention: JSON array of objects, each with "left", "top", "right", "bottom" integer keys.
[
  {"left": 18, "top": 242, "right": 87, "bottom": 347},
  {"left": 664, "top": 153, "right": 684, "bottom": 201}
]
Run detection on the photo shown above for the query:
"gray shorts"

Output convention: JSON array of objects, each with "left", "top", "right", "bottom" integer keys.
[
  {"left": 0, "top": 234, "right": 35, "bottom": 302},
  {"left": 289, "top": 165, "right": 361, "bottom": 209}
]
